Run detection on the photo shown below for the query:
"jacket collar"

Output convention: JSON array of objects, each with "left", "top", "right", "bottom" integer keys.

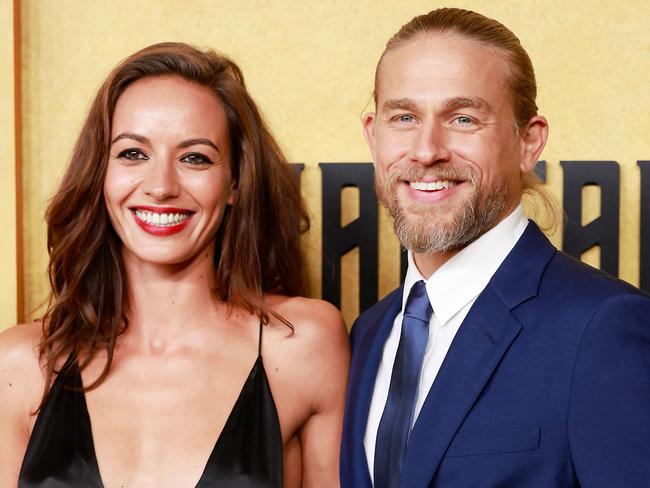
[
  {"left": 400, "top": 221, "right": 557, "bottom": 487},
  {"left": 341, "top": 288, "right": 402, "bottom": 488}
]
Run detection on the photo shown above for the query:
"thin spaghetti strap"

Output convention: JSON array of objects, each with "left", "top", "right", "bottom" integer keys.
[
  {"left": 58, "top": 352, "right": 78, "bottom": 377},
  {"left": 258, "top": 321, "right": 263, "bottom": 357}
]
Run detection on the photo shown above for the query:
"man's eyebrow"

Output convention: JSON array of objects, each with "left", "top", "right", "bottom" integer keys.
[
  {"left": 111, "top": 132, "right": 149, "bottom": 145},
  {"left": 443, "top": 96, "right": 491, "bottom": 111},
  {"left": 380, "top": 97, "right": 492, "bottom": 113},
  {"left": 177, "top": 138, "right": 220, "bottom": 153},
  {"left": 381, "top": 98, "right": 419, "bottom": 112}
]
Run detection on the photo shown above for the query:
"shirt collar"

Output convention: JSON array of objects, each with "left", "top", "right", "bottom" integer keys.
[{"left": 402, "top": 204, "right": 529, "bottom": 325}]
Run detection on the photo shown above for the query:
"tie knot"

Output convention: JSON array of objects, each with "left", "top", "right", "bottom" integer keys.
[{"left": 404, "top": 280, "right": 432, "bottom": 323}]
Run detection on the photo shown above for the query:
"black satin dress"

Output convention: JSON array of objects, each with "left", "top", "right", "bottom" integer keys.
[{"left": 18, "top": 324, "right": 283, "bottom": 487}]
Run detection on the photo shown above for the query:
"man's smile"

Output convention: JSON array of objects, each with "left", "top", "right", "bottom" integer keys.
[{"left": 408, "top": 180, "right": 456, "bottom": 191}]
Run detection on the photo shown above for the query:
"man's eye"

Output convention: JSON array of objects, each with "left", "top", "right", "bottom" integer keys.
[
  {"left": 397, "top": 114, "right": 415, "bottom": 123},
  {"left": 118, "top": 149, "right": 148, "bottom": 161},
  {"left": 454, "top": 115, "right": 474, "bottom": 125},
  {"left": 180, "top": 153, "right": 213, "bottom": 165}
]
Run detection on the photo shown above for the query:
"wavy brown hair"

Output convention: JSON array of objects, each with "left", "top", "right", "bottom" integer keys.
[{"left": 41, "top": 42, "right": 308, "bottom": 399}]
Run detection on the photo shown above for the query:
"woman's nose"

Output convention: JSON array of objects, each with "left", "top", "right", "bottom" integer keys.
[{"left": 142, "top": 160, "right": 180, "bottom": 200}]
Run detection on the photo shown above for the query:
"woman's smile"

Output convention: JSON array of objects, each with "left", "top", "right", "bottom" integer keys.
[
  {"left": 104, "top": 76, "right": 235, "bottom": 265},
  {"left": 131, "top": 206, "right": 194, "bottom": 236}
]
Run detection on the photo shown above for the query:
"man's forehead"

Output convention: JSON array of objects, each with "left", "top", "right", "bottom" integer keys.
[
  {"left": 381, "top": 31, "right": 508, "bottom": 68},
  {"left": 375, "top": 33, "right": 511, "bottom": 108}
]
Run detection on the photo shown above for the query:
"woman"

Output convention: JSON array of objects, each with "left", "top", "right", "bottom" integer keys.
[{"left": 0, "top": 42, "right": 349, "bottom": 487}]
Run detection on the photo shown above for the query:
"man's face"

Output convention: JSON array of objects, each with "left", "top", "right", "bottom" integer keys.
[{"left": 365, "top": 33, "right": 535, "bottom": 254}]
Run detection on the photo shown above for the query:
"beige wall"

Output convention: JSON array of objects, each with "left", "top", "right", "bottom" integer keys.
[
  {"left": 5, "top": 0, "right": 650, "bottom": 330},
  {"left": 0, "top": 0, "right": 18, "bottom": 330}
]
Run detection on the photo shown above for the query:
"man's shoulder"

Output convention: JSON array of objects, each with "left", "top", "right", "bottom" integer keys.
[
  {"left": 357, "top": 286, "right": 402, "bottom": 323},
  {"left": 546, "top": 249, "right": 648, "bottom": 301},
  {"left": 504, "top": 222, "right": 647, "bottom": 304},
  {"left": 517, "top": 247, "right": 650, "bottom": 336},
  {"left": 349, "top": 287, "right": 402, "bottom": 341}
]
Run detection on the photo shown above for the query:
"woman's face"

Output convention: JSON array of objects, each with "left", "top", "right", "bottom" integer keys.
[{"left": 104, "top": 75, "right": 235, "bottom": 266}]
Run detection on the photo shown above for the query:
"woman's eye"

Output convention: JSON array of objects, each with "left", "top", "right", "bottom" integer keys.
[
  {"left": 180, "top": 153, "right": 213, "bottom": 165},
  {"left": 118, "top": 149, "right": 148, "bottom": 161}
]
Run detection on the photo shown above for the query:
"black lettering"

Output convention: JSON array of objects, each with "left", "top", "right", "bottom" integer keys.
[
  {"left": 561, "top": 161, "right": 620, "bottom": 277},
  {"left": 291, "top": 163, "right": 304, "bottom": 187},
  {"left": 535, "top": 160, "right": 547, "bottom": 183},
  {"left": 638, "top": 161, "right": 650, "bottom": 292},
  {"left": 320, "top": 163, "right": 378, "bottom": 311}
]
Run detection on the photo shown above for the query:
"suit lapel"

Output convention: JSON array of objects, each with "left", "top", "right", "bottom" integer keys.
[
  {"left": 400, "top": 287, "right": 522, "bottom": 487},
  {"left": 399, "top": 222, "right": 556, "bottom": 487},
  {"left": 342, "top": 288, "right": 402, "bottom": 487}
]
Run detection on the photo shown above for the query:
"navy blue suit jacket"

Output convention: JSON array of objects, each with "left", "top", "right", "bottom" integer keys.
[{"left": 341, "top": 222, "right": 650, "bottom": 487}]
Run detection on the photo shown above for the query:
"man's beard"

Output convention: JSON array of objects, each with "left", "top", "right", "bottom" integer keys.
[{"left": 376, "top": 165, "right": 510, "bottom": 254}]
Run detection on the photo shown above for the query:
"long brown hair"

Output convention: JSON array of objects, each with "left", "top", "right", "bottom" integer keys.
[{"left": 41, "top": 42, "right": 308, "bottom": 398}]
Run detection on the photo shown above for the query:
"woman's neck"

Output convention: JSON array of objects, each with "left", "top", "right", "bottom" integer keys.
[{"left": 120, "top": 248, "right": 224, "bottom": 352}]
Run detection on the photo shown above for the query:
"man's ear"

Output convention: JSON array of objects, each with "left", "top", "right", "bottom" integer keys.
[
  {"left": 518, "top": 115, "right": 549, "bottom": 173},
  {"left": 362, "top": 112, "right": 378, "bottom": 161}
]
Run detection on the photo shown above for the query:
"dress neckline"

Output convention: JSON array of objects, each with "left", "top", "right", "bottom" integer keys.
[
  {"left": 79, "top": 356, "right": 269, "bottom": 487},
  {"left": 66, "top": 321, "right": 276, "bottom": 487}
]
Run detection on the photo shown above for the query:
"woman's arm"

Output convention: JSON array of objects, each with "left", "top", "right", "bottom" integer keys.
[
  {"left": 0, "top": 323, "right": 44, "bottom": 486},
  {"left": 296, "top": 301, "right": 350, "bottom": 487}
]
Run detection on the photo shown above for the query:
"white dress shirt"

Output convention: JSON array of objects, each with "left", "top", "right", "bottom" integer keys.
[{"left": 363, "top": 204, "right": 529, "bottom": 482}]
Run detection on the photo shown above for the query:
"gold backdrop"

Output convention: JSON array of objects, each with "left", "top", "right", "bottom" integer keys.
[{"left": 2, "top": 0, "right": 649, "bottom": 330}]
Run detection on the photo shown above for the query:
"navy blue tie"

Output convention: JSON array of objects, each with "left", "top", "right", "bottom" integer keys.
[{"left": 374, "top": 280, "right": 432, "bottom": 488}]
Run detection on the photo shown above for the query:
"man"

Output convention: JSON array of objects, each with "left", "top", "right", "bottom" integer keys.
[{"left": 341, "top": 8, "right": 650, "bottom": 488}]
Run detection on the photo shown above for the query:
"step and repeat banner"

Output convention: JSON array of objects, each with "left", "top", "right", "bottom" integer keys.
[{"left": 9, "top": 0, "right": 650, "bottom": 328}]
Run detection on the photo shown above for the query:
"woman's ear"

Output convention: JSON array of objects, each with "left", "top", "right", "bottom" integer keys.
[{"left": 227, "top": 179, "right": 237, "bottom": 206}]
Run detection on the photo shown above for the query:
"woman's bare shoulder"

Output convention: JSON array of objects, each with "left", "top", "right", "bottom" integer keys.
[
  {"left": 0, "top": 321, "right": 42, "bottom": 363},
  {"left": 265, "top": 295, "right": 350, "bottom": 371},
  {"left": 0, "top": 324, "right": 45, "bottom": 483},
  {"left": 267, "top": 295, "right": 348, "bottom": 339},
  {"left": 265, "top": 295, "right": 350, "bottom": 423},
  {"left": 0, "top": 322, "right": 46, "bottom": 404}
]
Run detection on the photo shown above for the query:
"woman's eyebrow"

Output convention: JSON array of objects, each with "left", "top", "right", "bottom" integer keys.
[
  {"left": 177, "top": 138, "right": 220, "bottom": 152},
  {"left": 111, "top": 132, "right": 149, "bottom": 145},
  {"left": 110, "top": 134, "right": 220, "bottom": 153}
]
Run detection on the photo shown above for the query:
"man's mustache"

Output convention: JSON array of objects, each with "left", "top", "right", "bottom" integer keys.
[{"left": 383, "top": 165, "right": 478, "bottom": 189}]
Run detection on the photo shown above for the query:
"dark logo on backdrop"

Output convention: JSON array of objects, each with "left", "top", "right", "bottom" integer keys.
[{"left": 292, "top": 161, "right": 650, "bottom": 312}]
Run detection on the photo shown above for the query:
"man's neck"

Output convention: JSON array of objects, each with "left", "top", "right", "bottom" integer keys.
[
  {"left": 412, "top": 249, "right": 461, "bottom": 279},
  {"left": 411, "top": 202, "right": 525, "bottom": 279}
]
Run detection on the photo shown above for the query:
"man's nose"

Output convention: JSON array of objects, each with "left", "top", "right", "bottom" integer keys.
[
  {"left": 409, "top": 121, "right": 451, "bottom": 165},
  {"left": 142, "top": 159, "right": 180, "bottom": 200}
]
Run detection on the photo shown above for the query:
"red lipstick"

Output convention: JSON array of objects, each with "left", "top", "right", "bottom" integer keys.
[{"left": 130, "top": 206, "right": 194, "bottom": 236}]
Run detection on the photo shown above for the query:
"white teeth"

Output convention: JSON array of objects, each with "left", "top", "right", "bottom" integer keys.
[
  {"left": 410, "top": 180, "right": 454, "bottom": 191},
  {"left": 134, "top": 210, "right": 191, "bottom": 227}
]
